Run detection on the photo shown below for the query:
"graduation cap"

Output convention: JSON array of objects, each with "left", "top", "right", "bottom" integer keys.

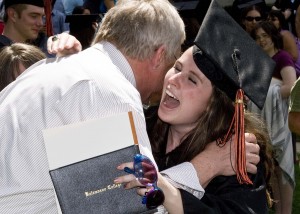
[
  {"left": 65, "top": 14, "right": 102, "bottom": 29},
  {"left": 172, "top": 0, "right": 199, "bottom": 18},
  {"left": 171, "top": 0, "right": 210, "bottom": 24},
  {"left": 4, "top": 0, "right": 44, "bottom": 9},
  {"left": 193, "top": 0, "right": 275, "bottom": 184}
]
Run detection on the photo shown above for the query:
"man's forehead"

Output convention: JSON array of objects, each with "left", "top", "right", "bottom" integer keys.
[{"left": 22, "top": 4, "right": 45, "bottom": 15}]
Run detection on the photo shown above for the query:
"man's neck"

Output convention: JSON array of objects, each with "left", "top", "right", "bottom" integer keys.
[{"left": 2, "top": 24, "right": 26, "bottom": 43}]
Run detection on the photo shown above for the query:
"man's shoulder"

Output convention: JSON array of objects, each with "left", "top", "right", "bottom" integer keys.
[{"left": 0, "top": 35, "right": 13, "bottom": 49}]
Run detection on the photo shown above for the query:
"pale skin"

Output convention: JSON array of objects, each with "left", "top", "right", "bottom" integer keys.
[
  {"left": 115, "top": 47, "right": 260, "bottom": 213},
  {"left": 47, "top": 33, "right": 82, "bottom": 57}
]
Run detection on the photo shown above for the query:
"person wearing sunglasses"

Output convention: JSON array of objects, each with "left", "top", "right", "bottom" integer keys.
[
  {"left": 250, "top": 21, "right": 297, "bottom": 214},
  {"left": 117, "top": 1, "right": 275, "bottom": 213},
  {"left": 240, "top": 4, "right": 265, "bottom": 34}
]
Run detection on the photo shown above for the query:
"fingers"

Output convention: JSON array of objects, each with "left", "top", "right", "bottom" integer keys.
[
  {"left": 47, "top": 33, "right": 82, "bottom": 57},
  {"left": 117, "top": 162, "right": 133, "bottom": 171},
  {"left": 246, "top": 162, "right": 258, "bottom": 174},
  {"left": 136, "top": 187, "right": 148, "bottom": 197},
  {"left": 245, "top": 132, "right": 257, "bottom": 144},
  {"left": 246, "top": 151, "right": 260, "bottom": 165},
  {"left": 245, "top": 133, "right": 260, "bottom": 174},
  {"left": 47, "top": 35, "right": 59, "bottom": 54}
]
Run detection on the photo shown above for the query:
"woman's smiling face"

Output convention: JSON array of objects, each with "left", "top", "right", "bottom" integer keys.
[{"left": 158, "top": 47, "right": 213, "bottom": 129}]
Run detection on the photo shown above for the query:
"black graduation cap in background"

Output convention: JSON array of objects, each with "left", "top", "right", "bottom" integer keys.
[
  {"left": 172, "top": 0, "right": 199, "bottom": 18},
  {"left": 192, "top": 0, "right": 275, "bottom": 185},
  {"left": 65, "top": 14, "right": 102, "bottom": 29},
  {"left": 172, "top": 0, "right": 209, "bottom": 24},
  {"left": 4, "top": 0, "right": 44, "bottom": 9}
]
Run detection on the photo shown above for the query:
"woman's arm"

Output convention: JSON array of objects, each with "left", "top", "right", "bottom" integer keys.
[
  {"left": 156, "top": 173, "right": 184, "bottom": 214},
  {"left": 281, "top": 31, "right": 299, "bottom": 62},
  {"left": 280, "top": 66, "right": 297, "bottom": 98}
]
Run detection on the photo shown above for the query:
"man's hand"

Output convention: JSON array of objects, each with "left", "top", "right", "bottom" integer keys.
[
  {"left": 190, "top": 133, "right": 260, "bottom": 188},
  {"left": 47, "top": 33, "right": 82, "bottom": 57}
]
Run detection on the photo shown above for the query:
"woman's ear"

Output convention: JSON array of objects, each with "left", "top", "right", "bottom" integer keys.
[{"left": 152, "top": 45, "right": 166, "bottom": 70}]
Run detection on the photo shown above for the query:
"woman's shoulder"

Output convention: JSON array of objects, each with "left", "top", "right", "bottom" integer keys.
[{"left": 274, "top": 49, "right": 294, "bottom": 60}]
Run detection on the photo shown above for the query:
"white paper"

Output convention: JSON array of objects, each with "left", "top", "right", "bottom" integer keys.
[{"left": 43, "top": 112, "right": 135, "bottom": 170}]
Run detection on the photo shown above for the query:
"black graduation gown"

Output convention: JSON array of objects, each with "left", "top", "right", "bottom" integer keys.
[
  {"left": 0, "top": 35, "right": 13, "bottom": 50},
  {"left": 155, "top": 135, "right": 268, "bottom": 214},
  {"left": 180, "top": 163, "right": 268, "bottom": 214}
]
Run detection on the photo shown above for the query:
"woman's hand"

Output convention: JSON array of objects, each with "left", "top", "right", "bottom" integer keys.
[{"left": 114, "top": 162, "right": 145, "bottom": 192}]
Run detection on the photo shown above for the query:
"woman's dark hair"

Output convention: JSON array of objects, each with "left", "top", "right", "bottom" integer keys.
[
  {"left": 267, "top": 9, "right": 288, "bottom": 30},
  {"left": 150, "top": 86, "right": 235, "bottom": 163},
  {"left": 146, "top": 84, "right": 273, "bottom": 196},
  {"left": 251, "top": 21, "right": 283, "bottom": 49},
  {"left": 240, "top": 4, "right": 265, "bottom": 21}
]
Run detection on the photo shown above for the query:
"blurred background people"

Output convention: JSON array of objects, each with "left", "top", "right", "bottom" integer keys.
[
  {"left": 33, "top": 0, "right": 69, "bottom": 57},
  {"left": 0, "top": 0, "right": 45, "bottom": 50},
  {"left": 62, "top": 0, "right": 83, "bottom": 15},
  {"left": 231, "top": 0, "right": 268, "bottom": 23},
  {"left": 65, "top": 6, "right": 101, "bottom": 50},
  {"left": 268, "top": 9, "right": 299, "bottom": 62},
  {"left": 83, "top": 0, "right": 116, "bottom": 14},
  {"left": 250, "top": 21, "right": 297, "bottom": 214},
  {"left": 289, "top": 77, "right": 300, "bottom": 136},
  {"left": 240, "top": 4, "right": 266, "bottom": 34},
  {"left": 53, "top": 0, "right": 64, "bottom": 14},
  {"left": 271, "top": 0, "right": 293, "bottom": 31},
  {"left": 0, "top": 43, "right": 45, "bottom": 91}
]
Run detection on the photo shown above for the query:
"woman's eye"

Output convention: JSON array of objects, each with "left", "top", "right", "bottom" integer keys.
[
  {"left": 174, "top": 66, "right": 181, "bottom": 73},
  {"left": 189, "top": 77, "right": 197, "bottom": 84}
]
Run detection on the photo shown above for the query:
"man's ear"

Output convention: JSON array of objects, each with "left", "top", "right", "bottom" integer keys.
[
  {"left": 7, "top": 8, "right": 18, "bottom": 22},
  {"left": 151, "top": 45, "right": 166, "bottom": 70}
]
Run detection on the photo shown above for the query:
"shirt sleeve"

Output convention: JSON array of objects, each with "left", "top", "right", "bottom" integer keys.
[{"left": 160, "top": 162, "right": 205, "bottom": 199}]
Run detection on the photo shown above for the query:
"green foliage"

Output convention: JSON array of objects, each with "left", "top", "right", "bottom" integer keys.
[{"left": 293, "top": 158, "right": 300, "bottom": 214}]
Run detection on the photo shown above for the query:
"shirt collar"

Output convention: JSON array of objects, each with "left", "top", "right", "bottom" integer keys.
[{"left": 92, "top": 41, "right": 136, "bottom": 88}]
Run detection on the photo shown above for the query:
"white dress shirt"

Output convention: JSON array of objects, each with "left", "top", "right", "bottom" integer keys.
[{"left": 0, "top": 42, "right": 203, "bottom": 213}]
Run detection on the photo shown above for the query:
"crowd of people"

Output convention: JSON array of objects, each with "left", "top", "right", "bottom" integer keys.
[{"left": 0, "top": 0, "right": 299, "bottom": 213}]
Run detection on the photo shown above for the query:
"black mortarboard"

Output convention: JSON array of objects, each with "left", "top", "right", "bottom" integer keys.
[
  {"left": 65, "top": 14, "right": 102, "bottom": 29},
  {"left": 4, "top": 0, "right": 44, "bottom": 9},
  {"left": 193, "top": 0, "right": 274, "bottom": 110},
  {"left": 193, "top": 0, "right": 275, "bottom": 185}
]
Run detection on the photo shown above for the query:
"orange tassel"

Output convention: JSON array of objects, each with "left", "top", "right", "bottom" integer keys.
[
  {"left": 44, "top": 0, "right": 53, "bottom": 37},
  {"left": 234, "top": 89, "right": 252, "bottom": 185},
  {"left": 216, "top": 89, "right": 253, "bottom": 185}
]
